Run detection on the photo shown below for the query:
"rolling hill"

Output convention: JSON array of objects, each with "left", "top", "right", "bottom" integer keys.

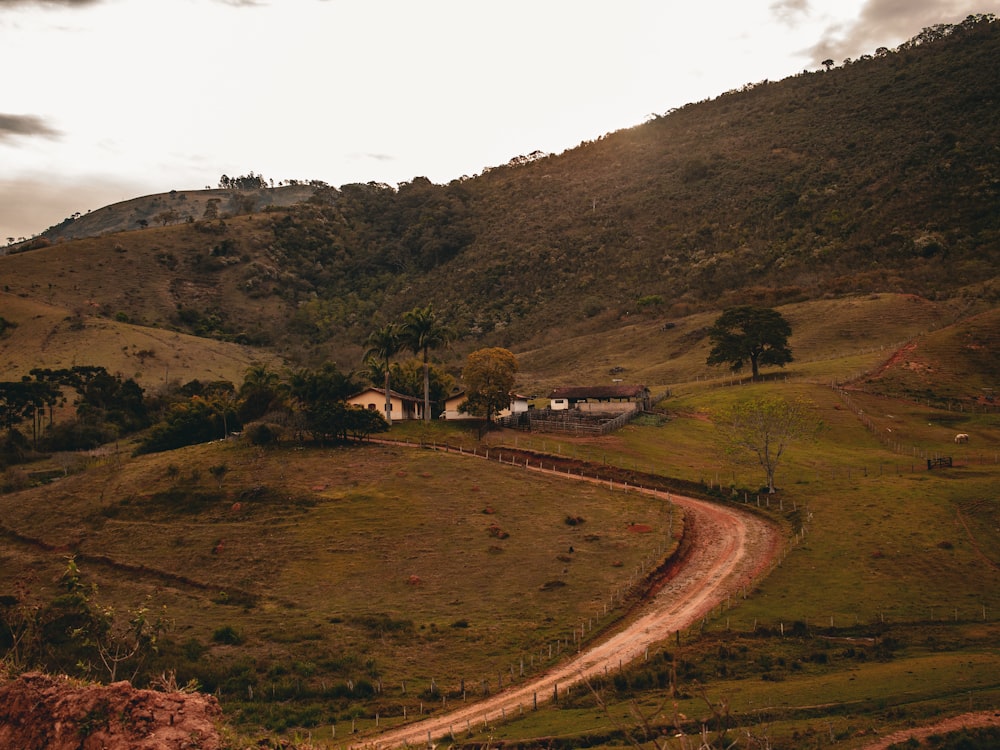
[
  {"left": 1, "top": 18, "right": 999, "bottom": 749},
  {"left": 2, "top": 15, "right": 997, "bottom": 382}
]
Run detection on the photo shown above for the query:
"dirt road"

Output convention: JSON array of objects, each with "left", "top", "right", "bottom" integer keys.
[
  {"left": 351, "top": 470, "right": 783, "bottom": 749},
  {"left": 858, "top": 710, "right": 1000, "bottom": 749}
]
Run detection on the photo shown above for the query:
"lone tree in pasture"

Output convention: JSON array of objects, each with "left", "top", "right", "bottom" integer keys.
[
  {"left": 706, "top": 306, "right": 793, "bottom": 380},
  {"left": 401, "top": 305, "right": 453, "bottom": 422},
  {"left": 364, "top": 323, "right": 401, "bottom": 425},
  {"left": 716, "top": 396, "right": 819, "bottom": 493},
  {"left": 461, "top": 347, "right": 519, "bottom": 424}
]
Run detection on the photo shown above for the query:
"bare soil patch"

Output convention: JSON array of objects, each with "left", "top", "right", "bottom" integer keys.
[
  {"left": 859, "top": 710, "right": 1000, "bottom": 750},
  {"left": 0, "top": 672, "right": 223, "bottom": 750}
]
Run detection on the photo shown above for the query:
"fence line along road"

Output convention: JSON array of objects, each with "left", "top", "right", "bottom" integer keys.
[{"left": 351, "top": 440, "right": 783, "bottom": 749}]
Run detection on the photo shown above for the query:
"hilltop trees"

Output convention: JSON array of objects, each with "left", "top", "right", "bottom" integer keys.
[
  {"left": 218, "top": 172, "right": 268, "bottom": 190},
  {"left": 461, "top": 348, "right": 519, "bottom": 423},
  {"left": 706, "top": 306, "right": 793, "bottom": 380}
]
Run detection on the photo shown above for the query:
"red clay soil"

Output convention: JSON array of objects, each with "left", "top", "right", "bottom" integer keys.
[
  {"left": 858, "top": 710, "right": 1000, "bottom": 749},
  {"left": 0, "top": 672, "right": 224, "bottom": 750}
]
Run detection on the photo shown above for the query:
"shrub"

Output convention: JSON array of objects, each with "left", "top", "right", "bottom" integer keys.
[
  {"left": 212, "top": 625, "right": 244, "bottom": 645},
  {"left": 245, "top": 422, "right": 279, "bottom": 446}
]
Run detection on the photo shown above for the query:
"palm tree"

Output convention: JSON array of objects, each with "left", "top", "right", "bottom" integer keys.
[
  {"left": 237, "top": 364, "right": 285, "bottom": 422},
  {"left": 363, "top": 323, "right": 400, "bottom": 425},
  {"left": 401, "top": 306, "right": 453, "bottom": 422}
]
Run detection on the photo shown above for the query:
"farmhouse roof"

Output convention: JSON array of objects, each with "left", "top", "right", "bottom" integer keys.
[
  {"left": 350, "top": 387, "right": 422, "bottom": 402},
  {"left": 446, "top": 390, "right": 529, "bottom": 401},
  {"left": 548, "top": 385, "right": 649, "bottom": 400}
]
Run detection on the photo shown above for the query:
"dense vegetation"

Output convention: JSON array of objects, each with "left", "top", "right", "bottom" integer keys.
[
  {"left": 0, "top": 362, "right": 391, "bottom": 470},
  {"left": 244, "top": 15, "right": 1000, "bottom": 351}
]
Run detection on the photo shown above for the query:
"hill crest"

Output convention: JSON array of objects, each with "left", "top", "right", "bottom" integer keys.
[{"left": 1, "top": 16, "right": 998, "bottom": 385}]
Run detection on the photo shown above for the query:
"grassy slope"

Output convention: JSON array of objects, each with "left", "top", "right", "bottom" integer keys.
[
  {"left": 1, "top": 216, "right": 299, "bottom": 358},
  {"left": 0, "top": 440, "right": 674, "bottom": 720},
  {"left": 0, "top": 292, "right": 282, "bottom": 391},
  {"left": 480, "top": 323, "right": 1000, "bottom": 748},
  {"left": 515, "top": 292, "right": 969, "bottom": 394},
  {"left": 3, "top": 284, "right": 998, "bottom": 746},
  {"left": 0, "top": 25, "right": 996, "bottom": 747},
  {"left": 37, "top": 185, "right": 317, "bottom": 242}
]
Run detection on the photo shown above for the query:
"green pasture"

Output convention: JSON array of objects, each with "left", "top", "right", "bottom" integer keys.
[
  {"left": 364, "top": 371, "right": 999, "bottom": 748},
  {"left": 0, "top": 439, "right": 677, "bottom": 729},
  {"left": 481, "top": 633, "right": 1000, "bottom": 749},
  {"left": 3, "top": 292, "right": 999, "bottom": 745},
  {"left": 480, "top": 378, "right": 1000, "bottom": 628}
]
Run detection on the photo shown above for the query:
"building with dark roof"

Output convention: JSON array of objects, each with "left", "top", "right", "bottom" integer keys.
[{"left": 548, "top": 384, "right": 650, "bottom": 413}]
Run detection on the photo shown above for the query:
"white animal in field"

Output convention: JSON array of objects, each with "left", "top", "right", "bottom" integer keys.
[{"left": 954, "top": 433, "right": 970, "bottom": 443}]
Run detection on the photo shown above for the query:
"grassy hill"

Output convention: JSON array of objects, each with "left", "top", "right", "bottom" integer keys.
[
  {"left": 2, "top": 16, "right": 997, "bottom": 375},
  {"left": 1, "top": 16, "right": 999, "bottom": 750},
  {"left": 0, "top": 292, "right": 283, "bottom": 393},
  {"left": 1, "top": 329, "right": 996, "bottom": 747},
  {"left": 856, "top": 306, "right": 1000, "bottom": 407},
  {"left": 32, "top": 184, "right": 318, "bottom": 243}
]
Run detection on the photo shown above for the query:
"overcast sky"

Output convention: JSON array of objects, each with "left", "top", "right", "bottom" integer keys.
[{"left": 2, "top": 0, "right": 996, "bottom": 242}]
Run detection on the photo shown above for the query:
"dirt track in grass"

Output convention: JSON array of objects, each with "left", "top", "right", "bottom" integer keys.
[{"left": 351, "top": 446, "right": 784, "bottom": 749}]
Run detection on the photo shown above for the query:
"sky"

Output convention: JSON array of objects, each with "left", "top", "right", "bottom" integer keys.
[{"left": 2, "top": 0, "right": 997, "bottom": 243}]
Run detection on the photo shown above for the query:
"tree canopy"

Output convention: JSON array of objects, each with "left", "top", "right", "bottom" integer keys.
[
  {"left": 706, "top": 306, "right": 793, "bottom": 379},
  {"left": 364, "top": 323, "right": 401, "bottom": 425},
  {"left": 716, "top": 396, "right": 819, "bottom": 493},
  {"left": 460, "top": 348, "right": 519, "bottom": 423},
  {"left": 400, "top": 306, "right": 454, "bottom": 422}
]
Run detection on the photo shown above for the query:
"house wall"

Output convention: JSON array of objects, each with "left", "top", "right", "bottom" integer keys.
[
  {"left": 573, "top": 401, "right": 640, "bottom": 415},
  {"left": 441, "top": 399, "right": 473, "bottom": 420},
  {"left": 346, "top": 391, "right": 421, "bottom": 420}
]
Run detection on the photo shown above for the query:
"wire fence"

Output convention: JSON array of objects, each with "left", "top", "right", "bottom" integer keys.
[{"left": 247, "top": 438, "right": 995, "bottom": 747}]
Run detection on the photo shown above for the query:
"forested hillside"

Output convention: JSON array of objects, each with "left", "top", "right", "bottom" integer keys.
[{"left": 4, "top": 16, "right": 998, "bottom": 363}]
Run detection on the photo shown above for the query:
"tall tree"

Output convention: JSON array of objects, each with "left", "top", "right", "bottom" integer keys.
[
  {"left": 706, "top": 306, "right": 793, "bottom": 380},
  {"left": 401, "top": 306, "right": 453, "bottom": 422},
  {"left": 287, "top": 363, "right": 361, "bottom": 442},
  {"left": 716, "top": 396, "right": 819, "bottom": 493},
  {"left": 389, "top": 360, "right": 454, "bottom": 418},
  {"left": 237, "top": 364, "right": 285, "bottom": 422},
  {"left": 461, "top": 348, "right": 519, "bottom": 424},
  {"left": 364, "top": 323, "right": 400, "bottom": 425}
]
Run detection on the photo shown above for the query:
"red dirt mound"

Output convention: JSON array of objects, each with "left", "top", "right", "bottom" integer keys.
[{"left": 0, "top": 672, "right": 223, "bottom": 750}]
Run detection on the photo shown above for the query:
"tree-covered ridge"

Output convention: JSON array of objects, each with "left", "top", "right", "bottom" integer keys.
[
  {"left": 243, "top": 17, "right": 999, "bottom": 349},
  {"left": 7, "top": 16, "right": 998, "bottom": 361}
]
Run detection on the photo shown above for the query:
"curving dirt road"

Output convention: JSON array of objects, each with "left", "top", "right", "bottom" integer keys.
[{"left": 351, "top": 459, "right": 783, "bottom": 749}]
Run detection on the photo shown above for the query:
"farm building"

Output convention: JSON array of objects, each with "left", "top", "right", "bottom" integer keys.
[
  {"left": 548, "top": 384, "right": 651, "bottom": 414},
  {"left": 441, "top": 391, "right": 531, "bottom": 420},
  {"left": 346, "top": 387, "right": 425, "bottom": 421}
]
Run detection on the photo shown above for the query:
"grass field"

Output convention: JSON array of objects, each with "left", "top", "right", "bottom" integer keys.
[
  {"left": 2, "top": 292, "right": 999, "bottom": 747},
  {"left": 0, "top": 439, "right": 678, "bottom": 734}
]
